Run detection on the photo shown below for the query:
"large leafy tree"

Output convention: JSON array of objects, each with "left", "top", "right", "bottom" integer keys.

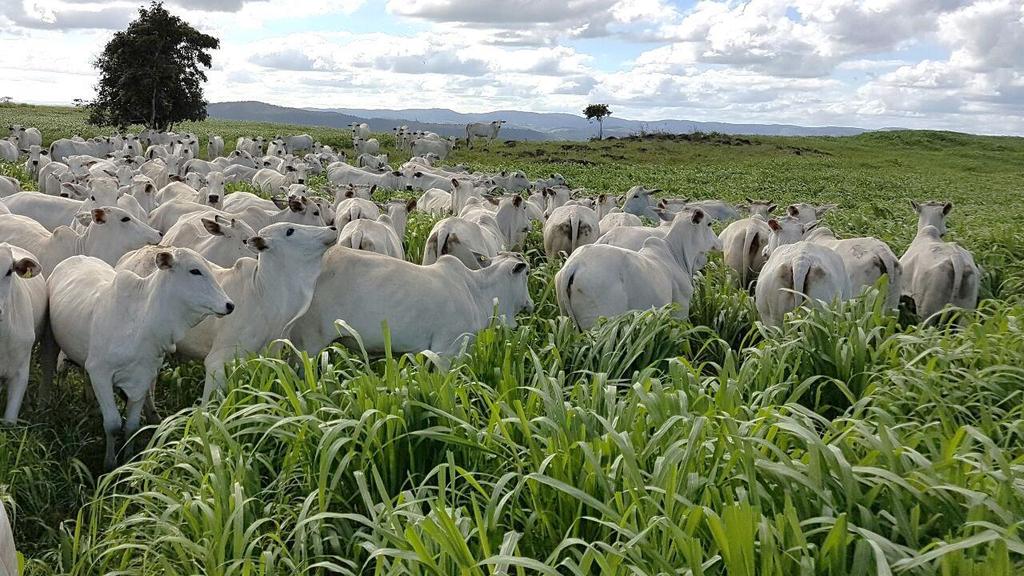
[
  {"left": 89, "top": 2, "right": 219, "bottom": 130},
  {"left": 583, "top": 103, "right": 611, "bottom": 140}
]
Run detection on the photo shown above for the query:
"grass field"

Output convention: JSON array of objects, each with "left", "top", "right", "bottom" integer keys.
[{"left": 1, "top": 102, "right": 1024, "bottom": 575}]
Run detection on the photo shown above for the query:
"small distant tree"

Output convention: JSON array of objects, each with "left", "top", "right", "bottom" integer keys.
[
  {"left": 89, "top": 2, "right": 219, "bottom": 130},
  {"left": 583, "top": 103, "right": 611, "bottom": 140}
]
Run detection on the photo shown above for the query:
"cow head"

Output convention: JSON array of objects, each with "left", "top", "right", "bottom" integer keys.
[
  {"left": 911, "top": 200, "right": 952, "bottom": 236},
  {"left": 0, "top": 243, "right": 40, "bottom": 322}
]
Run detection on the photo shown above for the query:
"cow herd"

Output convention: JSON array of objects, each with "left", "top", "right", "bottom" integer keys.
[{"left": 0, "top": 122, "right": 982, "bottom": 473}]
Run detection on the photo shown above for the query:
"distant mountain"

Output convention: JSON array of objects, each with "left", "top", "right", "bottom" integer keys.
[{"left": 207, "top": 101, "right": 871, "bottom": 141}]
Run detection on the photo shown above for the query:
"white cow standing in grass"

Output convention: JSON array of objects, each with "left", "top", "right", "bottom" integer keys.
[
  {"left": 466, "top": 120, "right": 505, "bottom": 148},
  {"left": 207, "top": 135, "right": 224, "bottom": 160},
  {"left": 0, "top": 243, "right": 47, "bottom": 424},
  {"left": 755, "top": 216, "right": 851, "bottom": 327},
  {"left": 47, "top": 248, "right": 234, "bottom": 469},
  {"left": 899, "top": 201, "right": 979, "bottom": 323}
]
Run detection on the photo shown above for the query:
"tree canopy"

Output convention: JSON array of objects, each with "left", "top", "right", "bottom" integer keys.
[
  {"left": 89, "top": 2, "right": 219, "bottom": 130},
  {"left": 583, "top": 104, "right": 612, "bottom": 139}
]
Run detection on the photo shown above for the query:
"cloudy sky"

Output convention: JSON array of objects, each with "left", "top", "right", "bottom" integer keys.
[{"left": 1, "top": 0, "right": 1022, "bottom": 134}]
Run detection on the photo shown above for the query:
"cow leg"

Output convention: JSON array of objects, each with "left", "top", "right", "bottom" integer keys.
[
  {"left": 201, "top": 353, "right": 230, "bottom": 404},
  {"left": 143, "top": 377, "right": 159, "bottom": 424},
  {"left": 88, "top": 366, "right": 122, "bottom": 470},
  {"left": 2, "top": 365, "right": 29, "bottom": 424},
  {"left": 122, "top": 396, "right": 146, "bottom": 462}
]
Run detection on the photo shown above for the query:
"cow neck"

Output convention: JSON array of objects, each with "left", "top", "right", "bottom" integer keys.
[
  {"left": 467, "top": 263, "right": 515, "bottom": 321},
  {"left": 663, "top": 221, "right": 696, "bottom": 276},
  {"left": 127, "top": 272, "right": 201, "bottom": 349}
]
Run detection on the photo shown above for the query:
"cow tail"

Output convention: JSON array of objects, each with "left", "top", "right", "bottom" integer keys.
[
  {"left": 350, "top": 228, "right": 364, "bottom": 252},
  {"left": 570, "top": 211, "right": 579, "bottom": 252},
  {"left": 950, "top": 253, "right": 964, "bottom": 304},
  {"left": 741, "top": 227, "right": 758, "bottom": 287},
  {"left": 792, "top": 256, "right": 811, "bottom": 311},
  {"left": 556, "top": 263, "right": 581, "bottom": 329}
]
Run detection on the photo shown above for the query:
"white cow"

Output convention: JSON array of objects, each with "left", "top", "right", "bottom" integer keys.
[
  {"left": 326, "top": 162, "right": 408, "bottom": 190},
  {"left": 466, "top": 120, "right": 505, "bottom": 148},
  {"left": 543, "top": 204, "right": 600, "bottom": 259},
  {"left": 556, "top": 237, "right": 693, "bottom": 330},
  {"left": 22, "top": 145, "right": 51, "bottom": 179},
  {"left": 338, "top": 216, "right": 405, "bottom": 259},
  {"left": 899, "top": 201, "right": 979, "bottom": 323},
  {"left": 0, "top": 177, "right": 19, "bottom": 198},
  {"left": 598, "top": 210, "right": 642, "bottom": 236},
  {"left": 162, "top": 213, "right": 257, "bottom": 268},
  {"left": 333, "top": 197, "right": 381, "bottom": 230},
  {"left": 352, "top": 137, "right": 380, "bottom": 156},
  {"left": 357, "top": 153, "right": 389, "bottom": 171},
  {"left": 2, "top": 187, "right": 120, "bottom": 232},
  {"left": 462, "top": 195, "right": 530, "bottom": 251},
  {"left": 806, "top": 227, "right": 902, "bottom": 310},
  {"left": 422, "top": 216, "right": 502, "bottom": 270},
  {"left": 755, "top": 216, "right": 852, "bottom": 328},
  {"left": 9, "top": 124, "right": 42, "bottom": 150},
  {"left": 291, "top": 250, "right": 532, "bottom": 357},
  {"left": 280, "top": 134, "right": 314, "bottom": 153},
  {"left": 485, "top": 170, "right": 529, "bottom": 192},
  {"left": 411, "top": 138, "right": 453, "bottom": 161},
  {"left": 118, "top": 223, "right": 336, "bottom": 401},
  {"left": 252, "top": 161, "right": 308, "bottom": 192},
  {"left": 0, "top": 140, "right": 17, "bottom": 162},
  {"left": 787, "top": 203, "right": 836, "bottom": 226},
  {"left": 48, "top": 248, "right": 234, "bottom": 468},
  {"left": 0, "top": 209, "right": 161, "bottom": 274},
  {"left": 719, "top": 216, "right": 772, "bottom": 288},
  {"left": 621, "top": 186, "right": 662, "bottom": 220},
  {"left": 49, "top": 138, "right": 113, "bottom": 164},
  {"left": 207, "top": 135, "right": 224, "bottom": 160},
  {"left": 0, "top": 243, "right": 46, "bottom": 423},
  {"left": 350, "top": 123, "right": 370, "bottom": 140}
]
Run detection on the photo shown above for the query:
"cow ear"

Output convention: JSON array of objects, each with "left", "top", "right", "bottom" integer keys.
[
  {"left": 406, "top": 198, "right": 417, "bottom": 212},
  {"left": 512, "top": 261, "right": 528, "bottom": 275},
  {"left": 449, "top": 178, "right": 457, "bottom": 187},
  {"left": 202, "top": 218, "right": 224, "bottom": 236},
  {"left": 690, "top": 209, "right": 706, "bottom": 224},
  {"left": 370, "top": 185, "right": 378, "bottom": 194},
  {"left": 12, "top": 257, "right": 40, "bottom": 279},
  {"left": 910, "top": 200, "right": 921, "bottom": 213},
  {"left": 487, "top": 196, "right": 500, "bottom": 205},
  {"left": 288, "top": 197, "right": 304, "bottom": 212},
  {"left": 746, "top": 197, "right": 755, "bottom": 204},
  {"left": 91, "top": 208, "right": 107, "bottom": 224},
  {"left": 787, "top": 205, "right": 799, "bottom": 217},
  {"left": 654, "top": 209, "right": 673, "bottom": 222},
  {"left": 942, "top": 202, "right": 953, "bottom": 215},
  {"left": 768, "top": 218, "right": 781, "bottom": 232},
  {"left": 768, "top": 204, "right": 777, "bottom": 213},
  {"left": 271, "top": 196, "right": 288, "bottom": 209},
  {"left": 512, "top": 195, "right": 523, "bottom": 207},
  {"left": 155, "top": 251, "right": 175, "bottom": 270},
  {"left": 247, "top": 236, "right": 268, "bottom": 251}
]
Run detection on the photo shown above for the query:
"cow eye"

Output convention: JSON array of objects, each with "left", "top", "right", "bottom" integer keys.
[
  {"left": 121, "top": 216, "right": 131, "bottom": 222},
  {"left": 189, "top": 269, "right": 202, "bottom": 276},
  {"left": 4, "top": 269, "right": 10, "bottom": 277},
  {"left": 286, "top": 228, "right": 295, "bottom": 236},
  {"left": 313, "top": 211, "right": 320, "bottom": 216}
]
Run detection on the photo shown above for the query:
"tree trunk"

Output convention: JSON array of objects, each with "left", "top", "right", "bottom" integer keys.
[
  {"left": 598, "top": 118, "right": 603, "bottom": 140},
  {"left": 149, "top": 85, "right": 158, "bottom": 130}
]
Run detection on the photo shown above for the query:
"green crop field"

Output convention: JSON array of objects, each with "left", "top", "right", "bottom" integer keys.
[{"left": 2, "top": 102, "right": 1024, "bottom": 575}]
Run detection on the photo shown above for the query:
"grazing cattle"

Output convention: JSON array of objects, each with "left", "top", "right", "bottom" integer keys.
[
  {"left": 0, "top": 243, "right": 46, "bottom": 423},
  {"left": 9, "top": 124, "right": 42, "bottom": 150},
  {"left": 418, "top": 178, "right": 478, "bottom": 214},
  {"left": 303, "top": 154, "right": 324, "bottom": 175},
  {"left": 787, "top": 203, "right": 836, "bottom": 226},
  {"left": 598, "top": 210, "right": 642, "bottom": 236},
  {"left": 719, "top": 216, "right": 772, "bottom": 288},
  {"left": 357, "top": 152, "right": 389, "bottom": 171},
  {"left": 326, "top": 162, "right": 408, "bottom": 190},
  {"left": 235, "top": 136, "right": 265, "bottom": 156},
  {"left": 411, "top": 138, "right": 453, "bottom": 161},
  {"left": 38, "top": 163, "right": 75, "bottom": 195},
  {"left": 599, "top": 207, "right": 721, "bottom": 271},
  {"left": 486, "top": 170, "right": 530, "bottom": 192},
  {"left": 224, "top": 195, "right": 326, "bottom": 232},
  {"left": 119, "top": 223, "right": 336, "bottom": 401},
  {"left": 252, "top": 161, "right": 308, "bottom": 192},
  {"left": 384, "top": 198, "right": 415, "bottom": 240},
  {"left": 755, "top": 216, "right": 852, "bottom": 327},
  {"left": 556, "top": 237, "right": 693, "bottom": 330},
  {"left": 1, "top": 501, "right": 14, "bottom": 576},
  {"left": 543, "top": 204, "right": 599, "bottom": 259},
  {"left": 0, "top": 209, "right": 161, "bottom": 274},
  {"left": 47, "top": 248, "right": 234, "bottom": 468},
  {"left": 533, "top": 173, "right": 567, "bottom": 189},
  {"left": 162, "top": 213, "right": 257, "bottom": 268},
  {"left": 338, "top": 216, "right": 405, "bottom": 259},
  {"left": 222, "top": 164, "right": 259, "bottom": 184},
  {"left": 466, "top": 120, "right": 506, "bottom": 148},
  {"left": 541, "top": 187, "right": 571, "bottom": 216},
  {"left": 739, "top": 198, "right": 776, "bottom": 219},
  {"left": 682, "top": 199, "right": 741, "bottom": 222},
  {"left": 423, "top": 216, "right": 501, "bottom": 269},
  {"left": 148, "top": 189, "right": 226, "bottom": 234},
  {"left": 207, "top": 135, "right": 224, "bottom": 160},
  {"left": 122, "top": 175, "right": 158, "bottom": 214},
  {"left": 806, "top": 227, "right": 902, "bottom": 310},
  {"left": 0, "top": 140, "right": 17, "bottom": 162},
  {"left": 140, "top": 156, "right": 182, "bottom": 189},
  {"left": 621, "top": 186, "right": 662, "bottom": 220},
  {"left": 899, "top": 201, "right": 979, "bottom": 323},
  {"left": 291, "top": 250, "right": 532, "bottom": 357}
]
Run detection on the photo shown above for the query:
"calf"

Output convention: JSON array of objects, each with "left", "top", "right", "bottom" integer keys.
[
  {"left": 899, "top": 201, "right": 979, "bottom": 323},
  {"left": 48, "top": 248, "right": 234, "bottom": 468},
  {"left": 0, "top": 243, "right": 46, "bottom": 423},
  {"left": 291, "top": 250, "right": 532, "bottom": 357}
]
